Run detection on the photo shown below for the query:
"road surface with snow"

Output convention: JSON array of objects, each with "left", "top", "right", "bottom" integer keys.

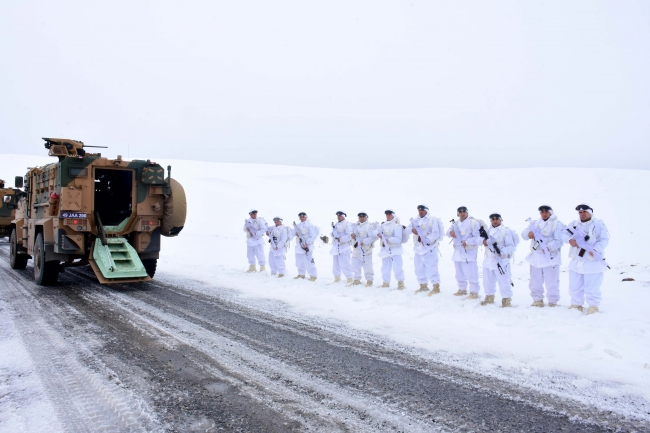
[{"left": 1, "top": 244, "right": 644, "bottom": 433}]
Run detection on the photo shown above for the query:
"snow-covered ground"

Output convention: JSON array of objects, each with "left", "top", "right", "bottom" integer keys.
[
  {"left": 0, "top": 295, "right": 63, "bottom": 433},
  {"left": 1, "top": 154, "right": 649, "bottom": 421}
]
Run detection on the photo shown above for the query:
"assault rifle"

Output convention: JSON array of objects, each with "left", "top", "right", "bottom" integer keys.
[
  {"left": 478, "top": 226, "right": 501, "bottom": 255},
  {"left": 353, "top": 222, "right": 376, "bottom": 263},
  {"left": 479, "top": 225, "right": 513, "bottom": 283},
  {"left": 331, "top": 222, "right": 341, "bottom": 250},
  {"left": 352, "top": 225, "right": 360, "bottom": 254},
  {"left": 525, "top": 218, "right": 551, "bottom": 255},
  {"left": 246, "top": 219, "right": 260, "bottom": 241},
  {"left": 409, "top": 218, "right": 430, "bottom": 247},
  {"left": 376, "top": 223, "right": 392, "bottom": 257},
  {"left": 293, "top": 221, "right": 310, "bottom": 256},
  {"left": 564, "top": 226, "right": 610, "bottom": 269},
  {"left": 352, "top": 222, "right": 368, "bottom": 250},
  {"left": 268, "top": 226, "right": 279, "bottom": 250},
  {"left": 449, "top": 219, "right": 468, "bottom": 263}
]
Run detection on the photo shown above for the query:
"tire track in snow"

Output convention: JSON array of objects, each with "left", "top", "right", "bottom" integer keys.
[{"left": 0, "top": 267, "right": 159, "bottom": 433}]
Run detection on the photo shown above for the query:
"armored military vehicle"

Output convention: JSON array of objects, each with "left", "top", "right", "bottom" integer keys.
[
  {"left": 9, "top": 138, "right": 186, "bottom": 285},
  {"left": 0, "top": 179, "right": 22, "bottom": 238}
]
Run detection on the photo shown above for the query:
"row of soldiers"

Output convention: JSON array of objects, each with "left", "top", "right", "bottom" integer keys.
[{"left": 244, "top": 204, "right": 610, "bottom": 314}]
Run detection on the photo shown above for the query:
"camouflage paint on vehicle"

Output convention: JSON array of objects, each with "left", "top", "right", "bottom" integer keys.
[{"left": 11, "top": 138, "right": 186, "bottom": 285}]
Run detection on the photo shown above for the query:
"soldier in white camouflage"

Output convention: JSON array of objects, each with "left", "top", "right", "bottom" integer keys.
[
  {"left": 350, "top": 211, "right": 378, "bottom": 287},
  {"left": 244, "top": 209, "right": 267, "bottom": 273}
]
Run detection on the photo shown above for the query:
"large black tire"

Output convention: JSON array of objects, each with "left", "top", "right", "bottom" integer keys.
[
  {"left": 142, "top": 258, "right": 157, "bottom": 278},
  {"left": 33, "top": 233, "right": 59, "bottom": 286},
  {"left": 10, "top": 228, "right": 28, "bottom": 270}
]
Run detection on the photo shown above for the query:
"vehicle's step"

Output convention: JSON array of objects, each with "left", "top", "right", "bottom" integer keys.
[{"left": 89, "top": 237, "right": 150, "bottom": 283}]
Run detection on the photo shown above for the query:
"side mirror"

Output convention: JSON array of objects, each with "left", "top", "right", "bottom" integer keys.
[{"left": 15, "top": 176, "right": 24, "bottom": 188}]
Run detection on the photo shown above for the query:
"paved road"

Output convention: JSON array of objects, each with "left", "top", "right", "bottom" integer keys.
[{"left": 0, "top": 246, "right": 642, "bottom": 432}]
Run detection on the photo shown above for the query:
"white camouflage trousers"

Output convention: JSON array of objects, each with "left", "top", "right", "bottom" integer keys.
[
  {"left": 247, "top": 244, "right": 266, "bottom": 266},
  {"left": 351, "top": 254, "right": 374, "bottom": 281},
  {"left": 268, "top": 249, "right": 286, "bottom": 275},
  {"left": 295, "top": 251, "right": 317, "bottom": 277},
  {"left": 529, "top": 265, "right": 560, "bottom": 304},
  {"left": 454, "top": 261, "right": 480, "bottom": 293},
  {"left": 483, "top": 264, "right": 513, "bottom": 298},
  {"left": 569, "top": 271, "right": 604, "bottom": 307},
  {"left": 332, "top": 250, "right": 353, "bottom": 278},
  {"left": 381, "top": 255, "right": 405, "bottom": 283},
  {"left": 414, "top": 251, "right": 440, "bottom": 285}
]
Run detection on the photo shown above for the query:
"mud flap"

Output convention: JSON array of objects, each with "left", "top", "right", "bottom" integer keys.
[{"left": 89, "top": 238, "right": 151, "bottom": 284}]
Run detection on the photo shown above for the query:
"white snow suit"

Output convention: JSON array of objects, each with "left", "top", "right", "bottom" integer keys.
[
  {"left": 378, "top": 218, "right": 405, "bottom": 284},
  {"left": 330, "top": 220, "right": 354, "bottom": 279},
  {"left": 560, "top": 218, "right": 610, "bottom": 308},
  {"left": 446, "top": 216, "right": 482, "bottom": 293},
  {"left": 482, "top": 224, "right": 516, "bottom": 299},
  {"left": 243, "top": 217, "right": 268, "bottom": 266},
  {"left": 292, "top": 219, "right": 319, "bottom": 277},
  {"left": 408, "top": 213, "right": 444, "bottom": 285},
  {"left": 521, "top": 215, "right": 565, "bottom": 304},
  {"left": 351, "top": 220, "right": 378, "bottom": 282},
  {"left": 268, "top": 224, "right": 289, "bottom": 275}
]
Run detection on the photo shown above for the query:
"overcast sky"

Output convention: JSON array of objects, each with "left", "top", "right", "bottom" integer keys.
[{"left": 1, "top": 1, "right": 648, "bottom": 169}]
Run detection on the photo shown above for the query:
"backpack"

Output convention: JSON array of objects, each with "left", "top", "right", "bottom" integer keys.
[
  {"left": 284, "top": 225, "right": 293, "bottom": 249},
  {"left": 469, "top": 217, "right": 489, "bottom": 234},
  {"left": 401, "top": 225, "right": 410, "bottom": 244},
  {"left": 496, "top": 225, "right": 520, "bottom": 253},
  {"left": 508, "top": 227, "right": 520, "bottom": 249}
]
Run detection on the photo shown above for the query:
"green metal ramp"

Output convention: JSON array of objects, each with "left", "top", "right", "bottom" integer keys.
[{"left": 89, "top": 238, "right": 150, "bottom": 283}]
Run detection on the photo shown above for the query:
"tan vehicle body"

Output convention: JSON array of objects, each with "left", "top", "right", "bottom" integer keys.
[
  {"left": 10, "top": 138, "right": 186, "bottom": 285},
  {"left": 0, "top": 181, "right": 21, "bottom": 238}
]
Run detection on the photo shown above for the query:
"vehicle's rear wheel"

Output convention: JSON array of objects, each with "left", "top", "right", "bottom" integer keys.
[
  {"left": 34, "top": 233, "right": 59, "bottom": 286},
  {"left": 142, "top": 258, "right": 157, "bottom": 278},
  {"left": 10, "top": 228, "right": 28, "bottom": 270}
]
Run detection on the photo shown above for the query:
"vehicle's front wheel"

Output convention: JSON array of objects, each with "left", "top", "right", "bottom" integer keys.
[
  {"left": 142, "top": 258, "right": 157, "bottom": 278},
  {"left": 10, "top": 228, "right": 28, "bottom": 269},
  {"left": 33, "top": 233, "right": 59, "bottom": 286}
]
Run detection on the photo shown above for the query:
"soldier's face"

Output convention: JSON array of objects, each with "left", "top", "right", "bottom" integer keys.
[
  {"left": 386, "top": 213, "right": 394, "bottom": 221},
  {"left": 579, "top": 210, "right": 591, "bottom": 222},
  {"left": 337, "top": 215, "right": 345, "bottom": 222},
  {"left": 274, "top": 220, "right": 282, "bottom": 226},
  {"left": 250, "top": 212, "right": 257, "bottom": 219},
  {"left": 540, "top": 209, "right": 551, "bottom": 220},
  {"left": 299, "top": 215, "right": 307, "bottom": 222},
  {"left": 359, "top": 216, "right": 367, "bottom": 223},
  {"left": 418, "top": 209, "right": 427, "bottom": 218},
  {"left": 491, "top": 217, "right": 501, "bottom": 227}
]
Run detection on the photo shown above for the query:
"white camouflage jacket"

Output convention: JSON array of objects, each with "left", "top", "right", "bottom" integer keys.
[
  {"left": 378, "top": 218, "right": 404, "bottom": 257},
  {"left": 407, "top": 213, "right": 444, "bottom": 256},
  {"left": 520, "top": 214, "right": 565, "bottom": 268},
  {"left": 445, "top": 216, "right": 483, "bottom": 262},
  {"left": 560, "top": 217, "right": 610, "bottom": 274},
  {"left": 483, "top": 224, "right": 516, "bottom": 270},
  {"left": 268, "top": 224, "right": 289, "bottom": 257},
  {"left": 330, "top": 219, "right": 354, "bottom": 256},
  {"left": 351, "top": 220, "right": 379, "bottom": 258},
  {"left": 292, "top": 220, "right": 319, "bottom": 255},
  {"left": 243, "top": 217, "right": 268, "bottom": 246}
]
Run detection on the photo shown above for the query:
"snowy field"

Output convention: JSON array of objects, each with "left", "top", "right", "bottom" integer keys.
[{"left": 1, "top": 154, "right": 649, "bottom": 422}]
